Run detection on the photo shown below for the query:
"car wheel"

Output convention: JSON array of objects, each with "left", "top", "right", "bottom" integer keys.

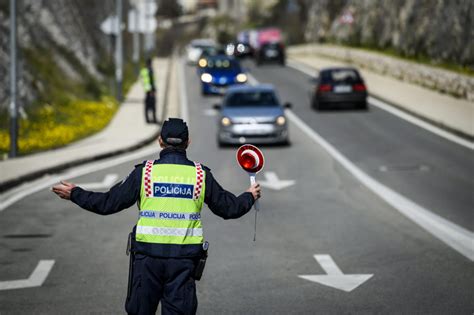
[
  {"left": 312, "top": 99, "right": 321, "bottom": 111},
  {"left": 359, "top": 101, "right": 368, "bottom": 110},
  {"left": 281, "top": 138, "right": 291, "bottom": 146},
  {"left": 217, "top": 140, "right": 227, "bottom": 148}
]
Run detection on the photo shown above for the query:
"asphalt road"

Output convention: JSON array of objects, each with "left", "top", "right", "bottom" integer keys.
[
  {"left": 243, "top": 60, "right": 474, "bottom": 231},
  {"left": 0, "top": 59, "right": 472, "bottom": 314}
]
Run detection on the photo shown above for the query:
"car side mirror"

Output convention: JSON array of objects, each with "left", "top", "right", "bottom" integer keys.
[
  {"left": 284, "top": 102, "right": 292, "bottom": 109},
  {"left": 213, "top": 103, "right": 221, "bottom": 110}
]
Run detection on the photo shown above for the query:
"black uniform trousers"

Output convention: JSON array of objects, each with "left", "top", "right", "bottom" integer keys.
[
  {"left": 145, "top": 92, "right": 157, "bottom": 123},
  {"left": 125, "top": 253, "right": 198, "bottom": 315}
]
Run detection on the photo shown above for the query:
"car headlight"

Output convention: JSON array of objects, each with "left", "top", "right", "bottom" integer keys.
[
  {"left": 236, "top": 73, "right": 247, "bottom": 83},
  {"left": 221, "top": 117, "right": 232, "bottom": 126},
  {"left": 198, "top": 58, "right": 207, "bottom": 67},
  {"left": 201, "top": 73, "right": 212, "bottom": 83},
  {"left": 276, "top": 116, "right": 286, "bottom": 126}
]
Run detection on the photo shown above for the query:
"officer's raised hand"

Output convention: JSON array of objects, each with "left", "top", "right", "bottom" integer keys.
[
  {"left": 247, "top": 183, "right": 261, "bottom": 201},
  {"left": 52, "top": 181, "right": 76, "bottom": 200}
]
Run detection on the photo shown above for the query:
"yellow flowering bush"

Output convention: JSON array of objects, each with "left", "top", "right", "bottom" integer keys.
[{"left": 0, "top": 97, "right": 117, "bottom": 155}]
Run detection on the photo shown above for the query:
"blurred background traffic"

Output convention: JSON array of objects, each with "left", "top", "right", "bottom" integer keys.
[
  {"left": 0, "top": 0, "right": 472, "bottom": 156},
  {"left": 0, "top": 1, "right": 473, "bottom": 313}
]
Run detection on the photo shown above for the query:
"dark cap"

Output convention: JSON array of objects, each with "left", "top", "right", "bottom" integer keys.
[{"left": 160, "top": 118, "right": 189, "bottom": 146}]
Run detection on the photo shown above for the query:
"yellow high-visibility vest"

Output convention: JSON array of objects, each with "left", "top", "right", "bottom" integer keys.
[
  {"left": 136, "top": 160, "right": 206, "bottom": 245},
  {"left": 140, "top": 68, "right": 152, "bottom": 92}
]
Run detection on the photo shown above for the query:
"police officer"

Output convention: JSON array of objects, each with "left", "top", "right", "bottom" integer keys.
[
  {"left": 52, "top": 118, "right": 261, "bottom": 315},
  {"left": 141, "top": 58, "right": 157, "bottom": 123}
]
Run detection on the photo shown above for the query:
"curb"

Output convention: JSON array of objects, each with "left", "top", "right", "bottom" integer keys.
[
  {"left": 0, "top": 56, "right": 174, "bottom": 194},
  {"left": 368, "top": 91, "right": 474, "bottom": 143}
]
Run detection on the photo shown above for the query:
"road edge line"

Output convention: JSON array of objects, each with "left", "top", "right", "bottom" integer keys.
[
  {"left": 286, "top": 59, "right": 474, "bottom": 150},
  {"left": 285, "top": 109, "right": 474, "bottom": 261}
]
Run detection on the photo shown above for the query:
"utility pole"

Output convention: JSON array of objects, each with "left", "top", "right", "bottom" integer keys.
[
  {"left": 115, "top": 0, "right": 123, "bottom": 102},
  {"left": 132, "top": 2, "right": 140, "bottom": 75},
  {"left": 9, "top": 0, "right": 18, "bottom": 158}
]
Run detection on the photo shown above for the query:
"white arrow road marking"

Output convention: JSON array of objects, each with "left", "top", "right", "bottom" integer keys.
[
  {"left": 259, "top": 172, "right": 295, "bottom": 190},
  {"left": 299, "top": 255, "right": 373, "bottom": 292},
  {"left": 0, "top": 260, "right": 55, "bottom": 291},
  {"left": 78, "top": 174, "right": 119, "bottom": 190}
]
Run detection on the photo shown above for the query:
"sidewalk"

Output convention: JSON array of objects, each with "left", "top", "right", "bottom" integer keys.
[
  {"left": 288, "top": 48, "right": 474, "bottom": 139},
  {"left": 0, "top": 57, "right": 172, "bottom": 191}
]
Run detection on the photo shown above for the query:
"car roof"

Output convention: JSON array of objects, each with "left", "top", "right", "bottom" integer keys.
[
  {"left": 226, "top": 84, "right": 275, "bottom": 93},
  {"left": 191, "top": 38, "right": 215, "bottom": 46},
  {"left": 207, "top": 54, "right": 236, "bottom": 61},
  {"left": 320, "top": 67, "right": 360, "bottom": 73}
]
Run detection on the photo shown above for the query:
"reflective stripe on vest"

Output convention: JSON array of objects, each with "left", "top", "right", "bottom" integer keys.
[
  {"left": 136, "top": 226, "right": 203, "bottom": 237},
  {"left": 139, "top": 210, "right": 201, "bottom": 220},
  {"left": 137, "top": 161, "right": 206, "bottom": 245}
]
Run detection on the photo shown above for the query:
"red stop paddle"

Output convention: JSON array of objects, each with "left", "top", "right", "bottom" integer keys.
[{"left": 237, "top": 144, "right": 265, "bottom": 241}]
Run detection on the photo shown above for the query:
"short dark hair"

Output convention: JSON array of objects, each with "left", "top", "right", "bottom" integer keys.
[{"left": 161, "top": 138, "right": 188, "bottom": 149}]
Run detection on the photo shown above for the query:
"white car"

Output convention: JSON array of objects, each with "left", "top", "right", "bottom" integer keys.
[{"left": 185, "top": 39, "right": 216, "bottom": 65}]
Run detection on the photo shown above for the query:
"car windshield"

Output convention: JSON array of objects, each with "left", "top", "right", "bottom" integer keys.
[
  {"left": 206, "top": 59, "right": 240, "bottom": 71},
  {"left": 322, "top": 69, "right": 361, "bottom": 83},
  {"left": 263, "top": 43, "right": 280, "bottom": 49},
  {"left": 226, "top": 91, "right": 279, "bottom": 107},
  {"left": 192, "top": 43, "right": 214, "bottom": 49}
]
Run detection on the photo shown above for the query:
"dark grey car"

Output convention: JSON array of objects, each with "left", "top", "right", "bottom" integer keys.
[
  {"left": 215, "top": 84, "right": 291, "bottom": 146},
  {"left": 311, "top": 67, "right": 368, "bottom": 110}
]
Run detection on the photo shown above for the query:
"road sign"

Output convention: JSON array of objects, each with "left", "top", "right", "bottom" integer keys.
[
  {"left": 128, "top": 9, "right": 157, "bottom": 33},
  {"left": 100, "top": 15, "right": 120, "bottom": 35},
  {"left": 340, "top": 11, "right": 354, "bottom": 25},
  {"left": 299, "top": 255, "right": 373, "bottom": 292}
]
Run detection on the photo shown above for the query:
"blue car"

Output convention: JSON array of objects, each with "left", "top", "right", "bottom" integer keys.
[
  {"left": 199, "top": 55, "right": 248, "bottom": 95},
  {"left": 214, "top": 84, "right": 291, "bottom": 146}
]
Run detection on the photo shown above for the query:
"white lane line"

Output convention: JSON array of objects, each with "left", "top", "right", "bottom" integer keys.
[
  {"left": 0, "top": 145, "right": 159, "bottom": 212},
  {"left": 248, "top": 71, "right": 474, "bottom": 261},
  {"left": 298, "top": 255, "right": 373, "bottom": 292},
  {"left": 78, "top": 174, "right": 119, "bottom": 190},
  {"left": 368, "top": 96, "right": 474, "bottom": 149},
  {"left": 0, "top": 260, "right": 55, "bottom": 291},
  {"left": 178, "top": 58, "right": 190, "bottom": 122},
  {"left": 286, "top": 109, "right": 474, "bottom": 261},
  {"left": 286, "top": 59, "right": 474, "bottom": 150}
]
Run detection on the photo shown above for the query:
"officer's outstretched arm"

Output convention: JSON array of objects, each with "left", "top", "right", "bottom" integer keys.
[
  {"left": 204, "top": 169, "right": 256, "bottom": 220},
  {"left": 52, "top": 168, "right": 141, "bottom": 216}
]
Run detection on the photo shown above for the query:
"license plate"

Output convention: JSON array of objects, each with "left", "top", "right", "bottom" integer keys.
[
  {"left": 265, "top": 50, "right": 278, "bottom": 57},
  {"left": 334, "top": 85, "right": 352, "bottom": 93},
  {"left": 235, "top": 124, "right": 272, "bottom": 135}
]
